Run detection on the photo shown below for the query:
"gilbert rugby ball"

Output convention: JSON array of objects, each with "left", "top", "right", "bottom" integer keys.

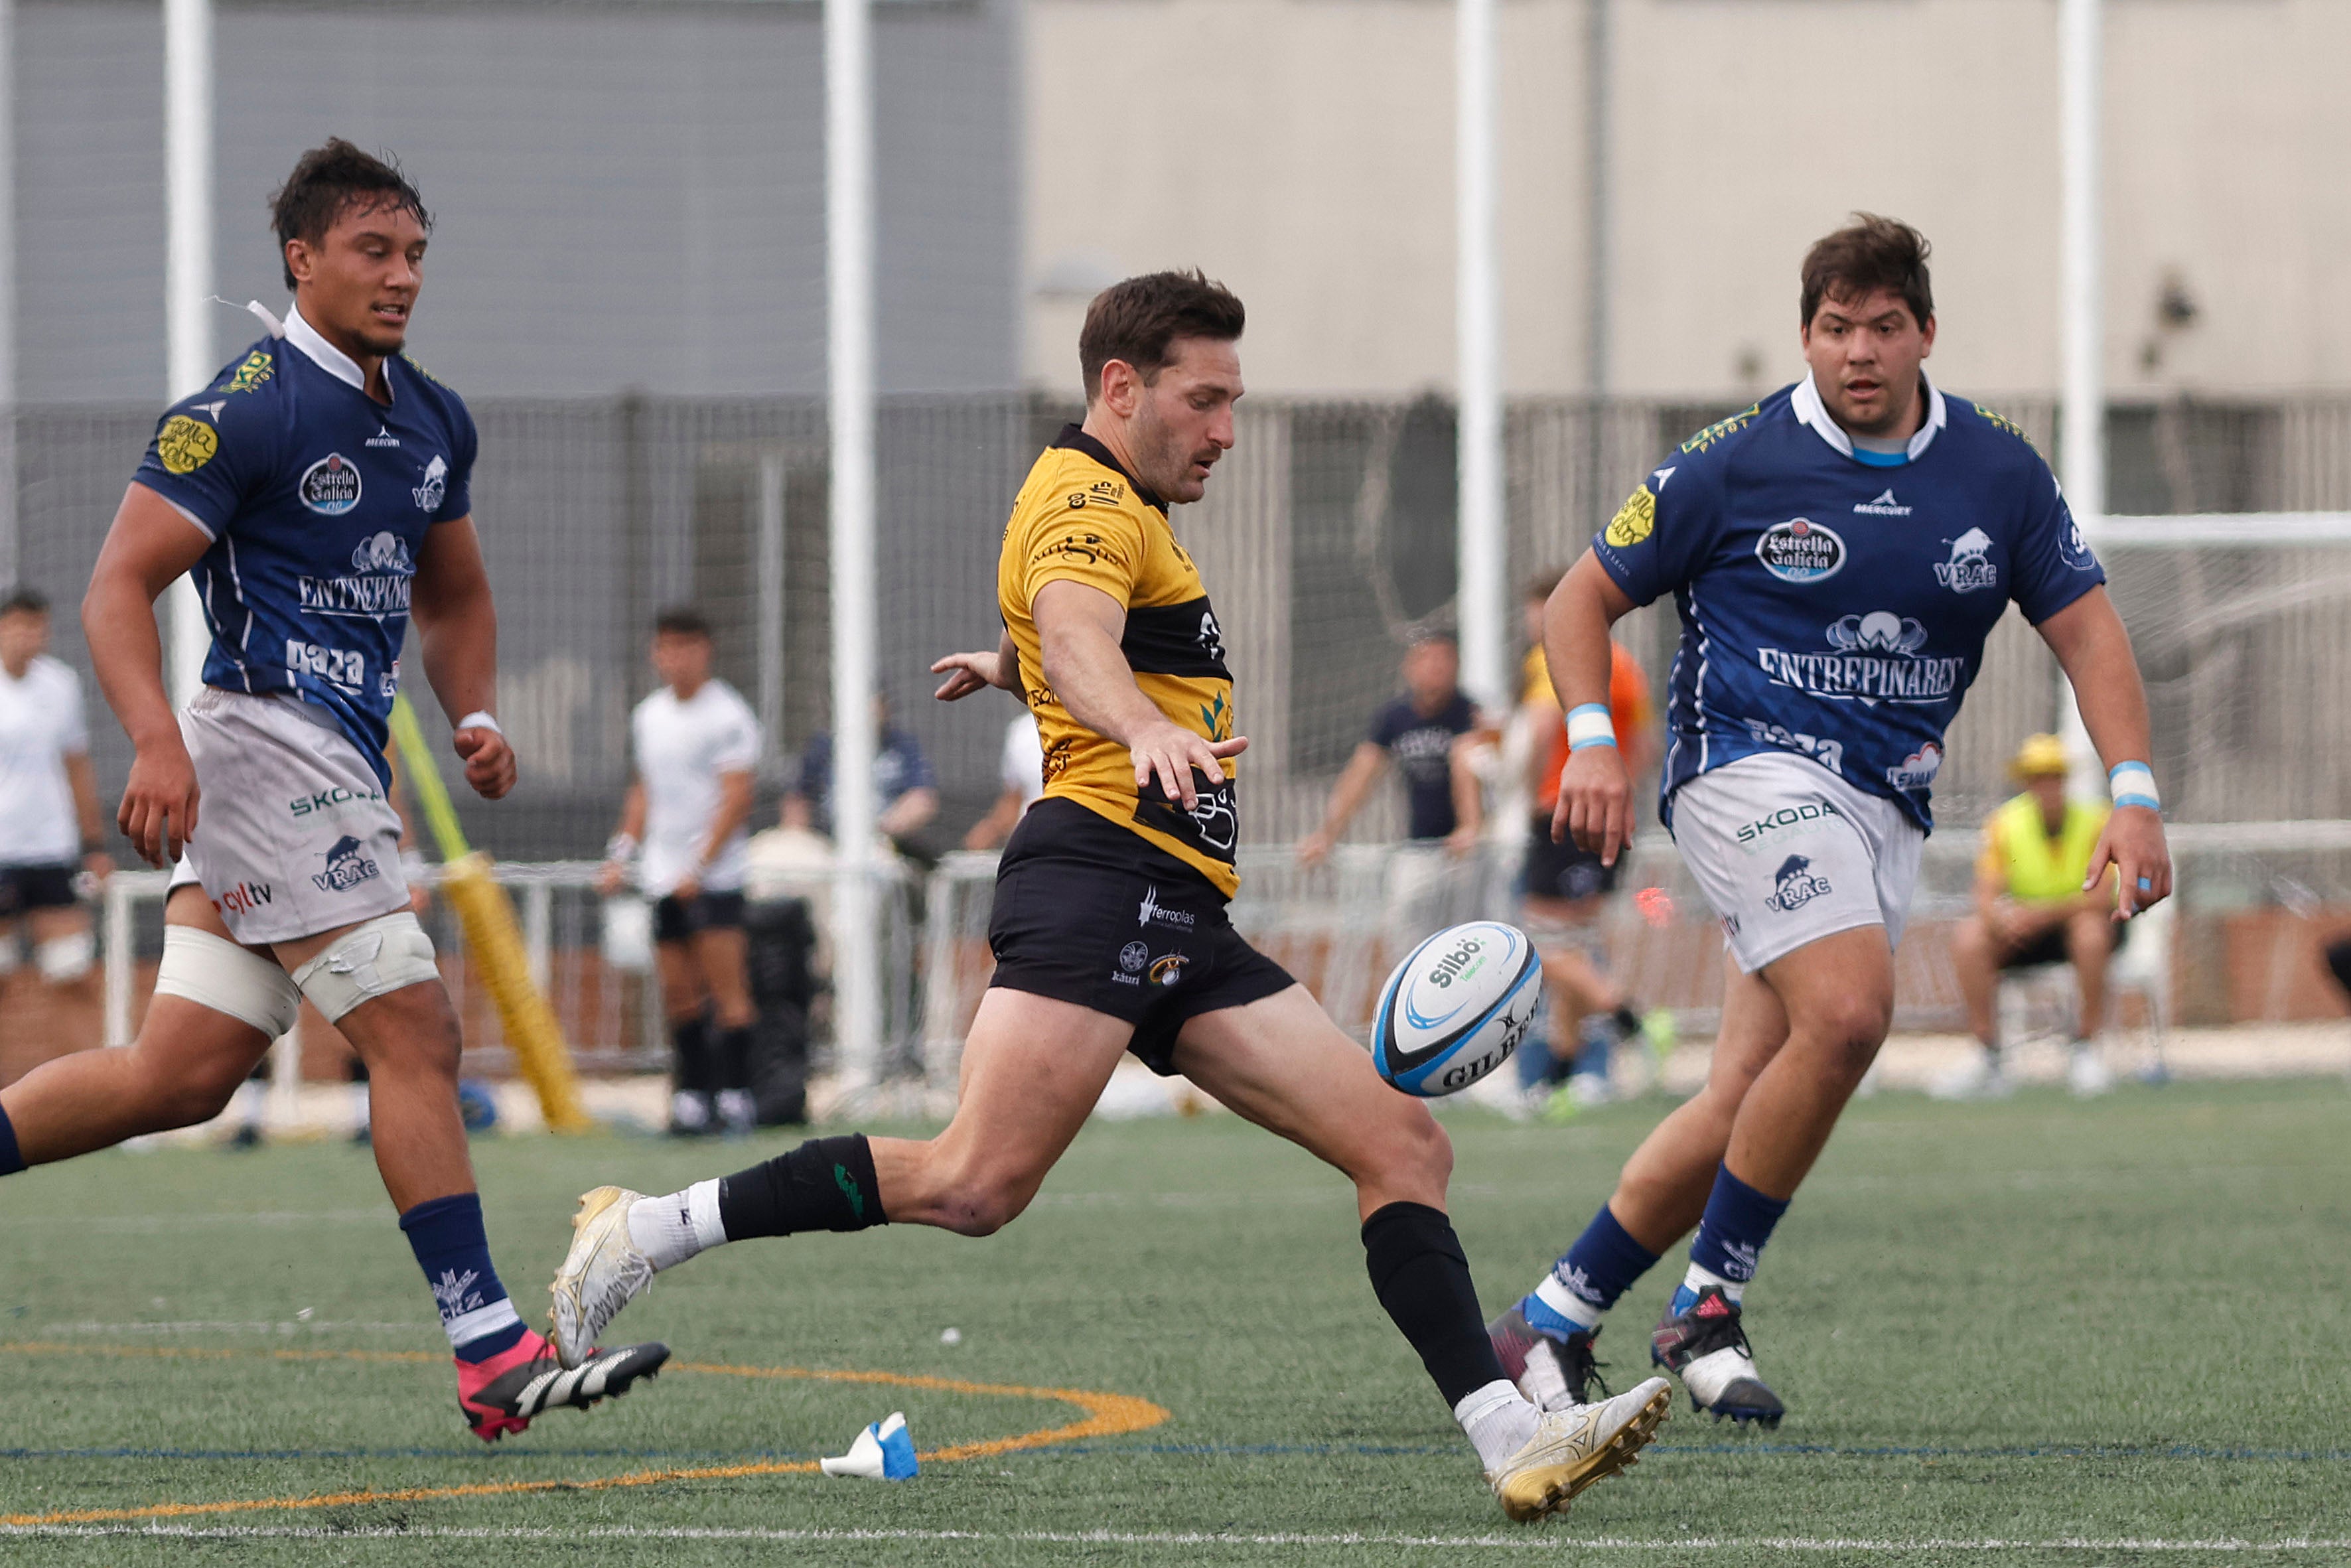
[{"left": 1371, "top": 920, "right": 1542, "bottom": 1097}]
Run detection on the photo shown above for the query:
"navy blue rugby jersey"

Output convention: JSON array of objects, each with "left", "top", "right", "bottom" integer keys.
[
  {"left": 1593, "top": 374, "right": 2103, "bottom": 833},
  {"left": 133, "top": 306, "right": 478, "bottom": 783}
]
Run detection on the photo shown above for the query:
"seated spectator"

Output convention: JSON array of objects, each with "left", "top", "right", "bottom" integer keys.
[
  {"left": 786, "top": 693, "right": 940, "bottom": 856},
  {"left": 1939, "top": 733, "right": 2121, "bottom": 1100}
]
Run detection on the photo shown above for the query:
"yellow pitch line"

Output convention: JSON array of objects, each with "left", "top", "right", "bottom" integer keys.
[{"left": 0, "top": 1342, "right": 1170, "bottom": 1527}]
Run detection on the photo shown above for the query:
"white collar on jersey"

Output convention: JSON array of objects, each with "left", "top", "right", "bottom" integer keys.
[
  {"left": 1792, "top": 369, "right": 1944, "bottom": 461},
  {"left": 283, "top": 303, "right": 392, "bottom": 401}
]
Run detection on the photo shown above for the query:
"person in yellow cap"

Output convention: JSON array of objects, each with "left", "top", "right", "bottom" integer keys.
[{"left": 1936, "top": 733, "right": 2120, "bottom": 1099}]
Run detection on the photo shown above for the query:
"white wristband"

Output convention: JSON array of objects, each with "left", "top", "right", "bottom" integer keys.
[
  {"left": 456, "top": 710, "right": 502, "bottom": 737},
  {"left": 1565, "top": 703, "right": 1618, "bottom": 752},
  {"left": 605, "top": 833, "right": 640, "bottom": 864},
  {"left": 399, "top": 847, "right": 427, "bottom": 883},
  {"left": 2108, "top": 762, "right": 2159, "bottom": 812}
]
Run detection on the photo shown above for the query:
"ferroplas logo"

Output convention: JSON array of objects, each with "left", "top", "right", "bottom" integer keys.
[{"left": 1755, "top": 518, "right": 1847, "bottom": 583}]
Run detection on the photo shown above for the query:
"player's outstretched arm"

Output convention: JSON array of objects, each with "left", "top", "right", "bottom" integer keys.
[
  {"left": 2034, "top": 585, "right": 2171, "bottom": 918},
  {"left": 932, "top": 626, "right": 1021, "bottom": 701},
  {"left": 1299, "top": 742, "right": 1388, "bottom": 866},
  {"left": 1033, "top": 579, "right": 1246, "bottom": 811},
  {"left": 411, "top": 516, "right": 514, "bottom": 801},
  {"left": 1543, "top": 552, "right": 1638, "bottom": 865},
  {"left": 83, "top": 483, "right": 213, "bottom": 867}
]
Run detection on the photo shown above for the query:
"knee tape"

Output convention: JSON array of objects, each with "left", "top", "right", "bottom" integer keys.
[
  {"left": 154, "top": 926, "right": 301, "bottom": 1040},
  {"left": 291, "top": 912, "right": 439, "bottom": 1024},
  {"left": 35, "top": 930, "right": 95, "bottom": 983}
]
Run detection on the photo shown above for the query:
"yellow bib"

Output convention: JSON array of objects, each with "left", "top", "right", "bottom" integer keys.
[{"left": 1993, "top": 793, "right": 2108, "bottom": 904}]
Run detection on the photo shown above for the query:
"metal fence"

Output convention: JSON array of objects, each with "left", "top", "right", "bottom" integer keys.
[{"left": 13, "top": 390, "right": 2351, "bottom": 867}]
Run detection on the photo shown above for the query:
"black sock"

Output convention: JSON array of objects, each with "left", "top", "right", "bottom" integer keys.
[
  {"left": 2328, "top": 938, "right": 2351, "bottom": 999},
  {"left": 1361, "top": 1201, "right": 1509, "bottom": 1407},
  {"left": 1610, "top": 1004, "right": 1644, "bottom": 1039},
  {"left": 0, "top": 1102, "right": 23, "bottom": 1176},
  {"left": 671, "top": 1015, "right": 715, "bottom": 1095},
  {"left": 718, "top": 1025, "right": 755, "bottom": 1092},
  {"left": 718, "top": 1134, "right": 887, "bottom": 1238}
]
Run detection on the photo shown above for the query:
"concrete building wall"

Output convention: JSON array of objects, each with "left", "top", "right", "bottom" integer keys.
[
  {"left": 11, "top": 0, "right": 1021, "bottom": 403},
  {"left": 1025, "top": 0, "right": 2351, "bottom": 399}
]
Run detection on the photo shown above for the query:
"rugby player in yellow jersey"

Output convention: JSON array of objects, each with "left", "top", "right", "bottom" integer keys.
[{"left": 547, "top": 271, "right": 1671, "bottom": 1522}]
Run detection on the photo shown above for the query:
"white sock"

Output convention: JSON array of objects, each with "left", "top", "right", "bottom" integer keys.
[
  {"left": 627, "top": 1179, "right": 729, "bottom": 1273},
  {"left": 1532, "top": 1273, "right": 1606, "bottom": 1334},
  {"left": 1455, "top": 1379, "right": 1539, "bottom": 1471},
  {"left": 231, "top": 1078, "right": 265, "bottom": 1129},
  {"left": 1681, "top": 1259, "right": 1743, "bottom": 1305}
]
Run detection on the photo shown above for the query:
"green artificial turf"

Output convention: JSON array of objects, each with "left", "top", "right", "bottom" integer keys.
[{"left": 1, "top": 1077, "right": 2346, "bottom": 1565}]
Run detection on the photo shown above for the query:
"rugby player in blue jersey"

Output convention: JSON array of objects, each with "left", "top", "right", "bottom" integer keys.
[
  {"left": 0, "top": 141, "right": 667, "bottom": 1438},
  {"left": 1488, "top": 216, "right": 2172, "bottom": 1427}
]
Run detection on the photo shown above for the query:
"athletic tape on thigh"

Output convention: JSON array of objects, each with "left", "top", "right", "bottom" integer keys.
[
  {"left": 290, "top": 912, "right": 439, "bottom": 1025},
  {"left": 34, "top": 930, "right": 94, "bottom": 983},
  {"left": 154, "top": 926, "right": 302, "bottom": 1039}
]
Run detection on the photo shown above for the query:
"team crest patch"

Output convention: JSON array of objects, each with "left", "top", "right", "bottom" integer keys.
[
  {"left": 1756, "top": 518, "right": 1847, "bottom": 583},
  {"left": 1604, "top": 485, "right": 1656, "bottom": 547},
  {"left": 2060, "top": 506, "right": 2100, "bottom": 573},
  {"left": 222, "top": 350, "right": 274, "bottom": 395},
  {"left": 413, "top": 455, "right": 448, "bottom": 514},
  {"left": 1764, "top": 854, "right": 1833, "bottom": 913},
  {"left": 312, "top": 835, "right": 382, "bottom": 894},
  {"left": 157, "top": 415, "right": 218, "bottom": 475},
  {"left": 1119, "top": 941, "right": 1148, "bottom": 973},
  {"left": 1934, "top": 528, "right": 1999, "bottom": 593},
  {"left": 300, "top": 454, "right": 363, "bottom": 515},
  {"left": 1147, "top": 953, "right": 1189, "bottom": 987}
]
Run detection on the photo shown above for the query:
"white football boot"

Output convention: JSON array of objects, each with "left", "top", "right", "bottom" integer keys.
[
  {"left": 549, "top": 1185, "right": 657, "bottom": 1370},
  {"left": 1487, "top": 1376, "right": 1672, "bottom": 1522},
  {"left": 1928, "top": 1046, "right": 2013, "bottom": 1102},
  {"left": 1650, "top": 1286, "right": 1784, "bottom": 1427},
  {"left": 2067, "top": 1042, "right": 2115, "bottom": 1098}
]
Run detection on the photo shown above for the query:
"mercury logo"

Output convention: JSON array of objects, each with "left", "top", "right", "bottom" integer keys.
[{"left": 1853, "top": 488, "right": 1912, "bottom": 516}]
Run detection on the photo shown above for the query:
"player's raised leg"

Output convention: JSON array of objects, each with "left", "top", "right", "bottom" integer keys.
[
  {"left": 1173, "top": 984, "right": 1669, "bottom": 1520},
  {"left": 549, "top": 985, "right": 1132, "bottom": 1362}
]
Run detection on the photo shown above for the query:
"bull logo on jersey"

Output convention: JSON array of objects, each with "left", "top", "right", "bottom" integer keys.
[
  {"left": 1934, "top": 528, "right": 1999, "bottom": 593},
  {"left": 413, "top": 455, "right": 448, "bottom": 514},
  {"left": 299, "top": 453, "right": 363, "bottom": 515},
  {"left": 1755, "top": 518, "right": 1848, "bottom": 583},
  {"left": 1764, "top": 854, "right": 1833, "bottom": 914},
  {"left": 1885, "top": 742, "right": 1943, "bottom": 792},
  {"left": 311, "top": 835, "right": 382, "bottom": 894}
]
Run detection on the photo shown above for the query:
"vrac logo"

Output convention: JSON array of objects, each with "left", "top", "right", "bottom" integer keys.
[
  {"left": 1934, "top": 528, "right": 1999, "bottom": 593},
  {"left": 312, "top": 835, "right": 382, "bottom": 894},
  {"left": 413, "top": 454, "right": 448, "bottom": 514},
  {"left": 1764, "top": 854, "right": 1834, "bottom": 914}
]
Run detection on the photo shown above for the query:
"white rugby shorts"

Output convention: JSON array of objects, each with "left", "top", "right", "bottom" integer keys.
[
  {"left": 175, "top": 687, "right": 411, "bottom": 944},
  {"left": 1668, "top": 749, "right": 1924, "bottom": 974}
]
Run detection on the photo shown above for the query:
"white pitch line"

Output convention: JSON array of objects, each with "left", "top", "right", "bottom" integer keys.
[{"left": 5, "top": 1525, "right": 2348, "bottom": 1552}]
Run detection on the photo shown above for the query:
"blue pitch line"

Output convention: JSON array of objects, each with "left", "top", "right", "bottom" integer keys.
[{"left": 7, "top": 1441, "right": 2345, "bottom": 1465}]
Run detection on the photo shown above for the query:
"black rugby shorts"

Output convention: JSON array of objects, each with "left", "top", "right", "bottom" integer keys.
[
  {"left": 0, "top": 863, "right": 80, "bottom": 917},
  {"left": 986, "top": 799, "right": 1293, "bottom": 1075},
  {"left": 1520, "top": 814, "right": 1621, "bottom": 904},
  {"left": 654, "top": 889, "right": 748, "bottom": 944}
]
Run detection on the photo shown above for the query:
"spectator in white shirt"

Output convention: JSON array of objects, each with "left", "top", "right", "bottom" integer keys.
[{"left": 0, "top": 588, "right": 111, "bottom": 997}]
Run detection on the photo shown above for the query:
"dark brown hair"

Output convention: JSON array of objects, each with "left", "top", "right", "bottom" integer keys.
[
  {"left": 654, "top": 606, "right": 712, "bottom": 640},
  {"left": 1800, "top": 214, "right": 1933, "bottom": 330},
  {"left": 0, "top": 585, "right": 48, "bottom": 618},
  {"left": 269, "top": 139, "right": 431, "bottom": 292},
  {"left": 1078, "top": 270, "right": 1246, "bottom": 403}
]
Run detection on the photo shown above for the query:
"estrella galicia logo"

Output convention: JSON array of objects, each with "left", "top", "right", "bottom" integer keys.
[
  {"left": 1934, "top": 528, "right": 1999, "bottom": 593},
  {"left": 1764, "top": 853, "right": 1833, "bottom": 913},
  {"left": 311, "top": 835, "right": 382, "bottom": 894},
  {"left": 413, "top": 454, "right": 448, "bottom": 514},
  {"left": 299, "top": 453, "right": 363, "bottom": 515},
  {"left": 1755, "top": 518, "right": 1847, "bottom": 583}
]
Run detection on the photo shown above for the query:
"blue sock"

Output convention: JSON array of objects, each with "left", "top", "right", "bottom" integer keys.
[
  {"left": 1571, "top": 1016, "right": 1614, "bottom": 1078},
  {"left": 0, "top": 1103, "right": 22, "bottom": 1176},
  {"left": 1674, "top": 1164, "right": 1790, "bottom": 1314},
  {"left": 1522, "top": 1202, "right": 1660, "bottom": 1338},
  {"left": 399, "top": 1192, "right": 528, "bottom": 1362}
]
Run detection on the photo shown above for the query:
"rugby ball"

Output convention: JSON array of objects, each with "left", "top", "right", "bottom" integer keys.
[{"left": 1372, "top": 921, "right": 1543, "bottom": 1097}]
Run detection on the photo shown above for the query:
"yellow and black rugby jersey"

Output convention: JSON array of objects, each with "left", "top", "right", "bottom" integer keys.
[{"left": 997, "top": 425, "right": 1240, "bottom": 896}]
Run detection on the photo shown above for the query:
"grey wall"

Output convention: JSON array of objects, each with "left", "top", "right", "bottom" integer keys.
[{"left": 13, "top": 0, "right": 1020, "bottom": 401}]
